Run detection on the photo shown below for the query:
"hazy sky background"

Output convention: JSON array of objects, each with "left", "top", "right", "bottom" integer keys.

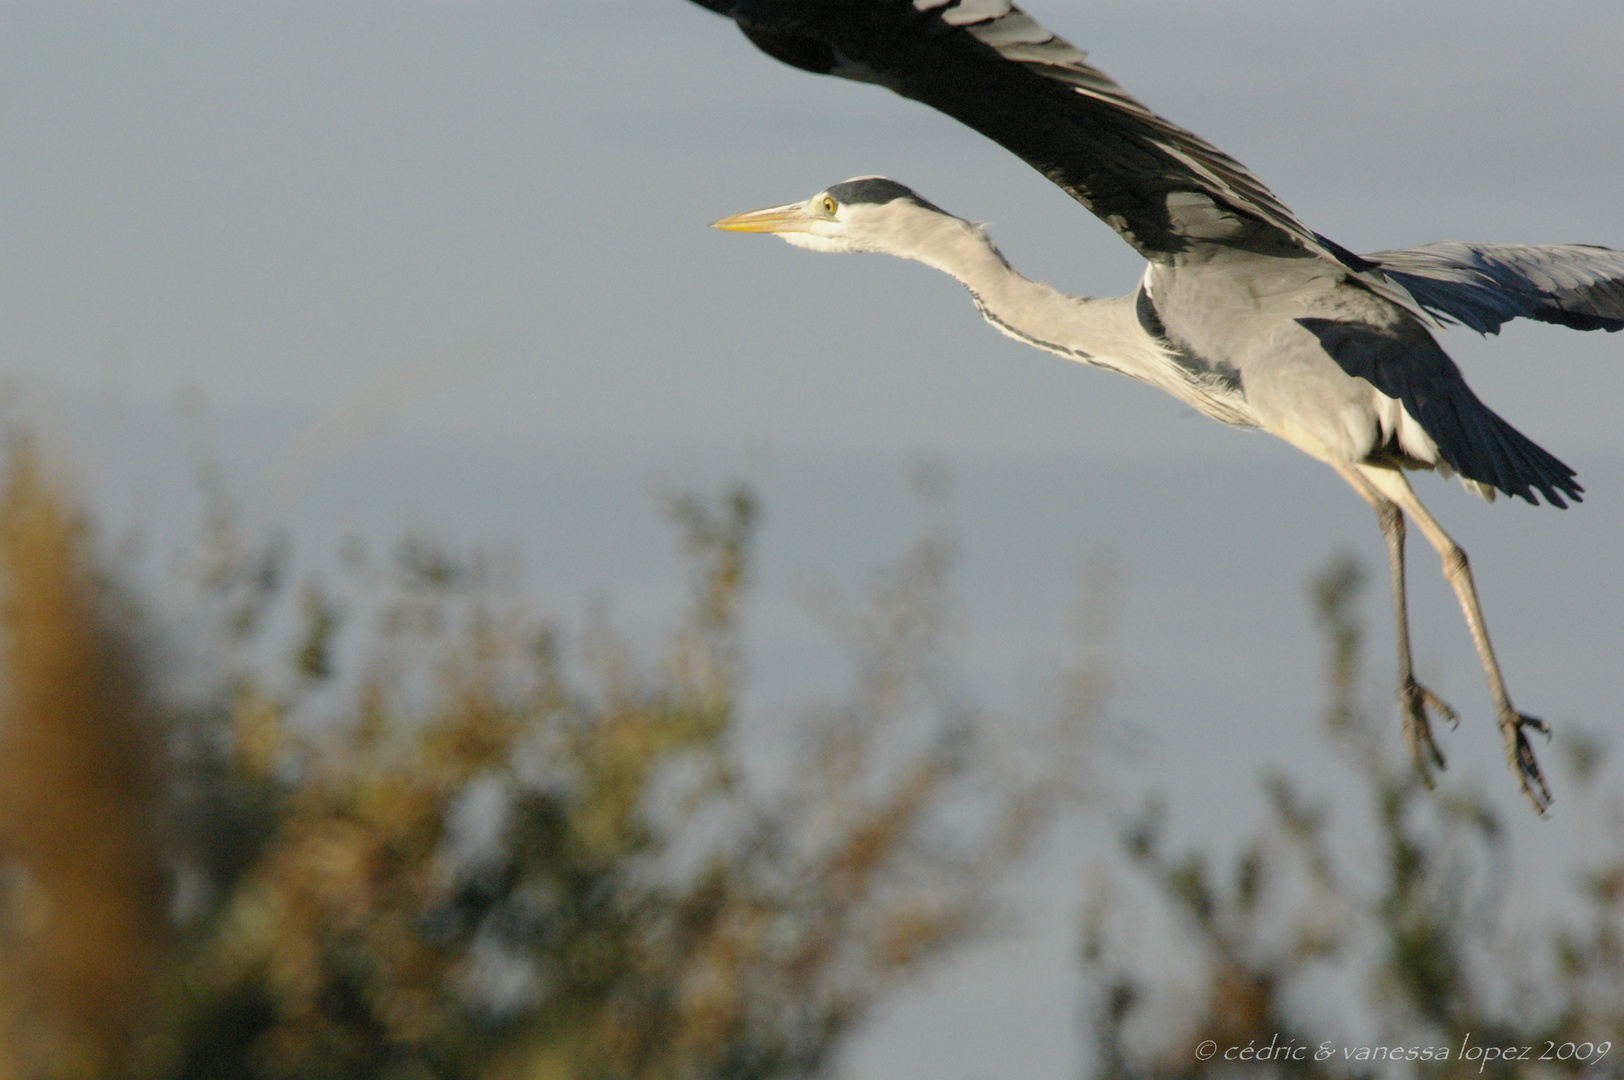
[{"left": 3, "top": 2, "right": 1623, "bottom": 1076}]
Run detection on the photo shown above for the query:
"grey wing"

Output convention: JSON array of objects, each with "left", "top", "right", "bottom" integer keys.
[{"left": 1363, "top": 242, "right": 1624, "bottom": 335}]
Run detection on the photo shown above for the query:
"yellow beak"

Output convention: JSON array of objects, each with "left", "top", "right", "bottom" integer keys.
[{"left": 709, "top": 201, "right": 816, "bottom": 234}]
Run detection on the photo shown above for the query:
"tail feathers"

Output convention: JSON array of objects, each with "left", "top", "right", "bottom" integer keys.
[
  {"left": 1474, "top": 406, "right": 1581, "bottom": 508},
  {"left": 1300, "top": 317, "right": 1582, "bottom": 507},
  {"left": 1407, "top": 377, "right": 1580, "bottom": 507}
]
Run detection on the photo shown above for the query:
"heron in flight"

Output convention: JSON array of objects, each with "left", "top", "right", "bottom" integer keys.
[{"left": 689, "top": 0, "right": 1624, "bottom": 811}]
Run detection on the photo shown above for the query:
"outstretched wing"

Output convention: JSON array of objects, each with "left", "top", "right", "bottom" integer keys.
[
  {"left": 690, "top": 0, "right": 1351, "bottom": 267},
  {"left": 1363, "top": 243, "right": 1624, "bottom": 335}
]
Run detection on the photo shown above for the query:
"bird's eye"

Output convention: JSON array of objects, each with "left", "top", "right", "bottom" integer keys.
[{"left": 821, "top": 197, "right": 837, "bottom": 215}]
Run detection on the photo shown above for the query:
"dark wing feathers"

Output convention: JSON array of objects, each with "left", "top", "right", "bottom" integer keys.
[
  {"left": 694, "top": 0, "right": 1615, "bottom": 510},
  {"left": 1298, "top": 319, "right": 1581, "bottom": 507},
  {"left": 698, "top": 0, "right": 1331, "bottom": 263},
  {"left": 1364, "top": 243, "right": 1624, "bottom": 335}
]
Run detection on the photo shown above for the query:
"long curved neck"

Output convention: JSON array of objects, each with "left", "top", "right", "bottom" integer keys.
[{"left": 897, "top": 215, "right": 1161, "bottom": 378}]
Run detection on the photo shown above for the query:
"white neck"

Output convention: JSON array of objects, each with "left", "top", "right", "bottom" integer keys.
[
  {"left": 872, "top": 209, "right": 1255, "bottom": 426},
  {"left": 896, "top": 213, "right": 1164, "bottom": 380}
]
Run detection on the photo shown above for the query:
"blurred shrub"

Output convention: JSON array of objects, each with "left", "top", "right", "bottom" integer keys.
[
  {"left": 14, "top": 427, "right": 1624, "bottom": 1080},
  {"left": 0, "top": 442, "right": 1093, "bottom": 1079},
  {"left": 1082, "top": 556, "right": 1624, "bottom": 1080}
]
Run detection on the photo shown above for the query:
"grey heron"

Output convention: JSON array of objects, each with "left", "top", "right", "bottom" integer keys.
[{"left": 687, "top": 0, "right": 1624, "bottom": 812}]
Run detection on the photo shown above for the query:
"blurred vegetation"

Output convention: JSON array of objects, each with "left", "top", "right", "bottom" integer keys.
[
  {"left": 1082, "top": 556, "right": 1624, "bottom": 1080},
  {"left": 6, "top": 432, "right": 1624, "bottom": 1080},
  {"left": 0, "top": 440, "right": 167, "bottom": 1078},
  {"left": 0, "top": 440, "right": 1093, "bottom": 1079}
]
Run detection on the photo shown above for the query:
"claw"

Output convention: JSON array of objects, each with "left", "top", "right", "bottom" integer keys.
[
  {"left": 1399, "top": 678, "right": 1453, "bottom": 782},
  {"left": 1502, "top": 710, "right": 1553, "bottom": 814},
  {"left": 1424, "top": 688, "right": 1460, "bottom": 730}
]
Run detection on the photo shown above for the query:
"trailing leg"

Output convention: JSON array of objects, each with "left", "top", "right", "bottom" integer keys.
[
  {"left": 1357, "top": 466, "right": 1552, "bottom": 812},
  {"left": 1332, "top": 464, "right": 1456, "bottom": 783}
]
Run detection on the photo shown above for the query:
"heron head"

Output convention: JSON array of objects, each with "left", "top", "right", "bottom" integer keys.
[{"left": 710, "top": 176, "right": 954, "bottom": 256}]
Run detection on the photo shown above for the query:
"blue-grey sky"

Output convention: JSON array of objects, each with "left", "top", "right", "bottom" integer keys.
[{"left": 3, "top": 3, "right": 1623, "bottom": 1077}]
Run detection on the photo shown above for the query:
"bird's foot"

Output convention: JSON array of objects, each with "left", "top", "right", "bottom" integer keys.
[
  {"left": 1499, "top": 708, "right": 1553, "bottom": 814},
  {"left": 1399, "top": 677, "right": 1455, "bottom": 784}
]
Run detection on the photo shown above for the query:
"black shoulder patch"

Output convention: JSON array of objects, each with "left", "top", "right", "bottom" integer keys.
[{"left": 1135, "top": 285, "right": 1169, "bottom": 343}]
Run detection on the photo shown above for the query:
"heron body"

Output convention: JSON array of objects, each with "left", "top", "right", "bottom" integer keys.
[{"left": 689, "top": 0, "right": 1624, "bottom": 811}]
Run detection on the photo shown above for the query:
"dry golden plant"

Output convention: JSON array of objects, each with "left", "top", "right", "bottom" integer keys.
[{"left": 0, "top": 440, "right": 168, "bottom": 1079}]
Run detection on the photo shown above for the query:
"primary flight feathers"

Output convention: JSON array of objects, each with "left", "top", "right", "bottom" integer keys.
[{"left": 1366, "top": 243, "right": 1624, "bottom": 335}]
